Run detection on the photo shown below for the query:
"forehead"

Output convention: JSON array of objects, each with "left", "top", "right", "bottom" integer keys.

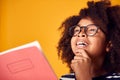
[{"left": 77, "top": 18, "right": 94, "bottom": 26}]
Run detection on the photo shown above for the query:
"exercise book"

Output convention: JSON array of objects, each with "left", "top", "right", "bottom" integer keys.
[{"left": 0, "top": 41, "right": 57, "bottom": 80}]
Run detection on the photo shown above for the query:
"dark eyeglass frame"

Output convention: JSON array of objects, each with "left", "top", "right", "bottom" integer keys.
[{"left": 69, "top": 24, "right": 103, "bottom": 37}]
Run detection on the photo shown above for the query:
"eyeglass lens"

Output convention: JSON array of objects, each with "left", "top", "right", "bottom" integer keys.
[{"left": 69, "top": 24, "right": 98, "bottom": 36}]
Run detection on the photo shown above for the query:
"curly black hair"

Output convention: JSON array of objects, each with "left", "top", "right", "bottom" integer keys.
[{"left": 57, "top": 0, "right": 120, "bottom": 73}]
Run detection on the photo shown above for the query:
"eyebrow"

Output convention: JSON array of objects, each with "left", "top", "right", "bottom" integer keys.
[{"left": 76, "top": 24, "right": 96, "bottom": 27}]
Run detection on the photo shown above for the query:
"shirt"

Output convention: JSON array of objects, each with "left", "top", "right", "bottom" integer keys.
[{"left": 60, "top": 72, "right": 120, "bottom": 80}]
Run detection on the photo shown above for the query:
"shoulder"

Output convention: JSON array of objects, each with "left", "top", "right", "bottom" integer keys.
[
  {"left": 59, "top": 73, "right": 75, "bottom": 80},
  {"left": 105, "top": 72, "right": 120, "bottom": 79},
  {"left": 59, "top": 72, "right": 120, "bottom": 80},
  {"left": 93, "top": 72, "right": 120, "bottom": 80}
]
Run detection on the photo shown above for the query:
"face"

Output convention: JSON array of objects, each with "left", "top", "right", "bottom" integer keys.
[{"left": 71, "top": 18, "right": 108, "bottom": 59}]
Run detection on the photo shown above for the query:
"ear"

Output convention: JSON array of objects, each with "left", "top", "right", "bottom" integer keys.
[{"left": 106, "top": 41, "right": 112, "bottom": 52}]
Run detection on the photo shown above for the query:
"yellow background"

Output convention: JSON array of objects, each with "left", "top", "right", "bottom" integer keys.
[{"left": 0, "top": 0, "right": 120, "bottom": 78}]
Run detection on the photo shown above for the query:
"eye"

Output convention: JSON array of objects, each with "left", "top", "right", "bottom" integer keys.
[
  {"left": 86, "top": 25, "right": 98, "bottom": 35},
  {"left": 74, "top": 27, "right": 80, "bottom": 34},
  {"left": 74, "top": 29, "right": 80, "bottom": 33},
  {"left": 87, "top": 25, "right": 97, "bottom": 32},
  {"left": 89, "top": 28, "right": 96, "bottom": 31}
]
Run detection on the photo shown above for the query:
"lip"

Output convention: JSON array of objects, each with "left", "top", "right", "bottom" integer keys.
[{"left": 76, "top": 40, "right": 88, "bottom": 49}]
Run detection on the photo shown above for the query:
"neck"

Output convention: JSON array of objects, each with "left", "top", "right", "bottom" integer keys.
[{"left": 91, "top": 57, "right": 107, "bottom": 77}]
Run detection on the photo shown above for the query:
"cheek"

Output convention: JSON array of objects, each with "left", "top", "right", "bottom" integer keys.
[{"left": 88, "top": 37, "right": 107, "bottom": 57}]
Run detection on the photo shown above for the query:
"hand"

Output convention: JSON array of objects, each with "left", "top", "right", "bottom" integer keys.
[{"left": 71, "top": 49, "right": 92, "bottom": 80}]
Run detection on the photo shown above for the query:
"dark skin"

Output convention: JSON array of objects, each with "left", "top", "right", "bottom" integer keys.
[{"left": 70, "top": 18, "right": 111, "bottom": 80}]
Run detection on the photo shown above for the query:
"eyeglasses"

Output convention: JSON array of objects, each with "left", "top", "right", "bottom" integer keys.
[{"left": 69, "top": 24, "right": 100, "bottom": 37}]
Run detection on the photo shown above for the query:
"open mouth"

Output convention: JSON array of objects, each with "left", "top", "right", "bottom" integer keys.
[{"left": 76, "top": 41, "right": 88, "bottom": 48}]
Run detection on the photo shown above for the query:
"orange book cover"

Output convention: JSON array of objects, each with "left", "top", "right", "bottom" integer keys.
[{"left": 0, "top": 41, "right": 57, "bottom": 80}]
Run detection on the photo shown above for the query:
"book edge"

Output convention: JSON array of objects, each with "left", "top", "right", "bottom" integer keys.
[{"left": 0, "top": 40, "right": 41, "bottom": 55}]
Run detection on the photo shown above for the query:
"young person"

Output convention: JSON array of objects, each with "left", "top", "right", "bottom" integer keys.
[{"left": 57, "top": 0, "right": 120, "bottom": 80}]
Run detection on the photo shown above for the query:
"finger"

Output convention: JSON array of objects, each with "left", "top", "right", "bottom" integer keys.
[
  {"left": 74, "top": 49, "right": 91, "bottom": 63},
  {"left": 71, "top": 59, "right": 83, "bottom": 64},
  {"left": 75, "top": 52, "right": 83, "bottom": 56},
  {"left": 74, "top": 55, "right": 83, "bottom": 60},
  {"left": 71, "top": 59, "right": 77, "bottom": 63},
  {"left": 73, "top": 56, "right": 90, "bottom": 63},
  {"left": 77, "top": 49, "right": 90, "bottom": 59}
]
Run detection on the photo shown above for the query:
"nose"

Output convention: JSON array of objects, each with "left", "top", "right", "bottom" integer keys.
[{"left": 77, "top": 28, "right": 86, "bottom": 37}]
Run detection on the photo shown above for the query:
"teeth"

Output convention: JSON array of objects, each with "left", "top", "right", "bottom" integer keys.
[{"left": 76, "top": 41, "right": 87, "bottom": 46}]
